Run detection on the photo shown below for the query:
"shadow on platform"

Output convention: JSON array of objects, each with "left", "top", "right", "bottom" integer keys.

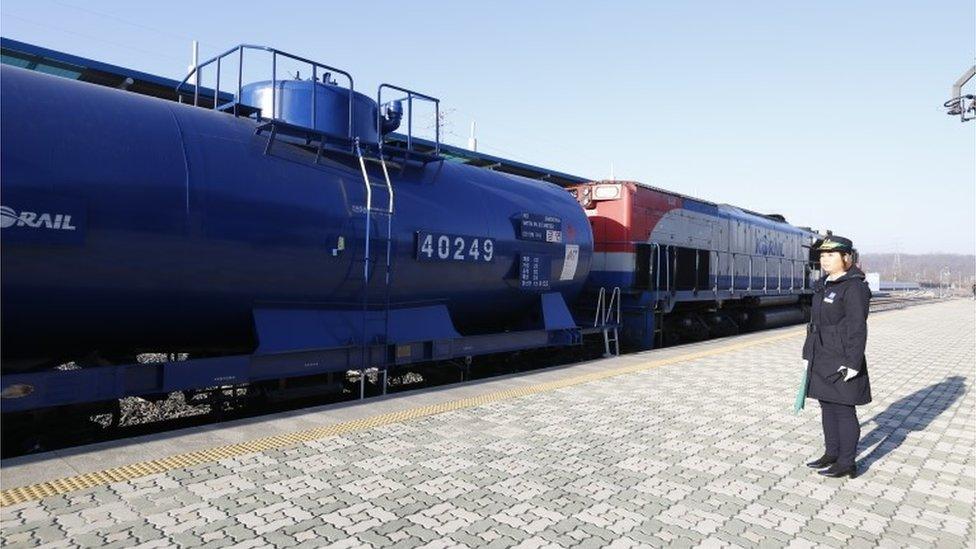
[{"left": 857, "top": 376, "right": 967, "bottom": 472}]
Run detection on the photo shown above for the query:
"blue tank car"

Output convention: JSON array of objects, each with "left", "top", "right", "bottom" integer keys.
[{"left": 0, "top": 56, "right": 593, "bottom": 382}]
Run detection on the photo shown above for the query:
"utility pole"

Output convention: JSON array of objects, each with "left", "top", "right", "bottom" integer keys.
[
  {"left": 468, "top": 121, "right": 477, "bottom": 152},
  {"left": 187, "top": 40, "right": 199, "bottom": 85},
  {"left": 893, "top": 241, "right": 901, "bottom": 283}
]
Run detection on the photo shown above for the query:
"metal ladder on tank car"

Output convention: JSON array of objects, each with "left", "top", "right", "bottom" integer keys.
[
  {"left": 354, "top": 139, "right": 396, "bottom": 399},
  {"left": 353, "top": 85, "right": 441, "bottom": 398},
  {"left": 594, "top": 287, "right": 622, "bottom": 357}
]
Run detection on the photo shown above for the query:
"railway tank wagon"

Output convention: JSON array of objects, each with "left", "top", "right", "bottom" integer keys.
[
  {"left": 570, "top": 180, "right": 822, "bottom": 349},
  {"left": 0, "top": 46, "right": 598, "bottom": 415}
]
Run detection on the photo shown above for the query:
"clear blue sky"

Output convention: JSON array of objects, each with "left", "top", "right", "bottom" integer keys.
[{"left": 2, "top": 1, "right": 974, "bottom": 254}]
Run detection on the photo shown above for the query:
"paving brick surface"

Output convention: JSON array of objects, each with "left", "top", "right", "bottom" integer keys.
[{"left": 2, "top": 300, "right": 973, "bottom": 547}]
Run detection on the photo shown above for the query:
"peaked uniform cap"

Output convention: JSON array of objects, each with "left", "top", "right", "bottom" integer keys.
[{"left": 815, "top": 236, "right": 854, "bottom": 253}]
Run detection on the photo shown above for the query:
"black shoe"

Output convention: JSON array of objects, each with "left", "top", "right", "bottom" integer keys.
[
  {"left": 818, "top": 463, "right": 857, "bottom": 478},
  {"left": 806, "top": 455, "right": 837, "bottom": 469}
]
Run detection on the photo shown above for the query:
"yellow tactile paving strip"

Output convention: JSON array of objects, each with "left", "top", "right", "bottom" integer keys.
[{"left": 0, "top": 329, "right": 805, "bottom": 507}]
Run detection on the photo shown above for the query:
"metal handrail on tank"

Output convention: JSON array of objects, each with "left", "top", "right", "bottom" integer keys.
[
  {"left": 176, "top": 44, "right": 356, "bottom": 143},
  {"left": 377, "top": 83, "right": 440, "bottom": 156}
]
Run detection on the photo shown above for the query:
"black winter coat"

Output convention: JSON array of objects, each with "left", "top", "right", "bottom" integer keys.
[{"left": 802, "top": 266, "right": 872, "bottom": 406}]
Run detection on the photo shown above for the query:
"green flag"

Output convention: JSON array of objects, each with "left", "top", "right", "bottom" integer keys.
[{"left": 794, "top": 368, "right": 808, "bottom": 414}]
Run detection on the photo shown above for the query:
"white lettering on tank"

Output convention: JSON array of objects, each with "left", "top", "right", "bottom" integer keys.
[
  {"left": 0, "top": 206, "right": 78, "bottom": 231},
  {"left": 18, "top": 212, "right": 37, "bottom": 226}
]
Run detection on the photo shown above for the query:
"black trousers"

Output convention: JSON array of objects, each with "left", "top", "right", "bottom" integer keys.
[{"left": 818, "top": 400, "right": 860, "bottom": 467}]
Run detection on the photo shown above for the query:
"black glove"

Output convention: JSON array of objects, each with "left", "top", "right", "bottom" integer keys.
[{"left": 826, "top": 369, "right": 846, "bottom": 384}]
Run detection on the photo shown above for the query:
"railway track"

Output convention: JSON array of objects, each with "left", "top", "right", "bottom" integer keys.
[
  {"left": 870, "top": 292, "right": 942, "bottom": 313},
  {"left": 1, "top": 295, "right": 950, "bottom": 459}
]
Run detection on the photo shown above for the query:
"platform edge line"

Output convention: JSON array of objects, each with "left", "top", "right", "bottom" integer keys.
[{"left": 0, "top": 328, "right": 805, "bottom": 507}]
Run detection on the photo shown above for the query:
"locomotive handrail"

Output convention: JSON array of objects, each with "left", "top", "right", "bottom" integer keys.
[
  {"left": 748, "top": 254, "right": 757, "bottom": 293},
  {"left": 594, "top": 286, "right": 622, "bottom": 356},
  {"left": 593, "top": 287, "right": 605, "bottom": 327},
  {"left": 711, "top": 250, "right": 720, "bottom": 298},
  {"left": 670, "top": 245, "right": 677, "bottom": 294},
  {"left": 605, "top": 242, "right": 808, "bottom": 299},
  {"left": 763, "top": 256, "right": 768, "bottom": 294},
  {"left": 774, "top": 257, "right": 780, "bottom": 292},
  {"left": 377, "top": 83, "right": 441, "bottom": 157},
  {"left": 716, "top": 251, "right": 808, "bottom": 295},
  {"left": 730, "top": 252, "right": 736, "bottom": 294},
  {"left": 176, "top": 44, "right": 356, "bottom": 142},
  {"left": 752, "top": 254, "right": 759, "bottom": 291},
  {"left": 610, "top": 287, "right": 621, "bottom": 326},
  {"left": 653, "top": 243, "right": 662, "bottom": 292},
  {"left": 698, "top": 248, "right": 812, "bottom": 296},
  {"left": 660, "top": 245, "right": 671, "bottom": 294},
  {"left": 593, "top": 286, "right": 621, "bottom": 327}
]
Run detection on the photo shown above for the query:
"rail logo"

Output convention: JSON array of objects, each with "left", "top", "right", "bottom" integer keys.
[
  {"left": 755, "top": 234, "right": 785, "bottom": 257},
  {"left": 0, "top": 205, "right": 77, "bottom": 231}
]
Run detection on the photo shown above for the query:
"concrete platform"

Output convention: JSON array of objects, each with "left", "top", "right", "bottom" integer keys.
[{"left": 1, "top": 299, "right": 973, "bottom": 547}]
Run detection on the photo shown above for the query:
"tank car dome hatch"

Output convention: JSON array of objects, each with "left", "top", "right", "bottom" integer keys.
[
  {"left": 380, "top": 100, "right": 403, "bottom": 134},
  {"left": 240, "top": 77, "right": 390, "bottom": 144}
]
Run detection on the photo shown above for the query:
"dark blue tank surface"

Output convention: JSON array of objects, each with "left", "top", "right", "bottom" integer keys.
[{"left": 0, "top": 66, "right": 592, "bottom": 371}]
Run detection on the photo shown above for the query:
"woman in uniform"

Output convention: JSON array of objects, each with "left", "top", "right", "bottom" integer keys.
[{"left": 801, "top": 236, "right": 872, "bottom": 478}]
